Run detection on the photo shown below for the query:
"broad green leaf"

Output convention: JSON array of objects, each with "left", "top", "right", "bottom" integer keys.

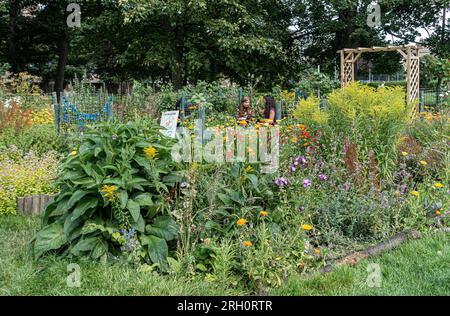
[
  {"left": 41, "top": 201, "right": 57, "bottom": 225},
  {"left": 91, "top": 239, "right": 108, "bottom": 259},
  {"left": 64, "top": 214, "right": 83, "bottom": 241},
  {"left": 247, "top": 174, "right": 259, "bottom": 188},
  {"left": 141, "top": 235, "right": 168, "bottom": 270},
  {"left": 119, "top": 190, "right": 128, "bottom": 209},
  {"left": 94, "top": 146, "right": 102, "bottom": 157},
  {"left": 33, "top": 221, "right": 67, "bottom": 258},
  {"left": 70, "top": 237, "right": 100, "bottom": 256},
  {"left": 132, "top": 214, "right": 145, "bottom": 233},
  {"left": 67, "top": 190, "right": 92, "bottom": 210},
  {"left": 217, "top": 193, "right": 231, "bottom": 205},
  {"left": 133, "top": 193, "right": 153, "bottom": 206},
  {"left": 71, "top": 178, "right": 96, "bottom": 186},
  {"left": 51, "top": 197, "right": 71, "bottom": 217},
  {"left": 145, "top": 216, "right": 178, "bottom": 241},
  {"left": 134, "top": 155, "right": 151, "bottom": 170},
  {"left": 71, "top": 197, "right": 98, "bottom": 221},
  {"left": 127, "top": 199, "right": 140, "bottom": 222}
]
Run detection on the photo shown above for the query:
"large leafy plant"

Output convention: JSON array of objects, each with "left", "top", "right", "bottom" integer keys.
[{"left": 31, "top": 119, "right": 181, "bottom": 269}]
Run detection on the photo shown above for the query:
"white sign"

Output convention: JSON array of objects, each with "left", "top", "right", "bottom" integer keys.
[{"left": 160, "top": 111, "right": 179, "bottom": 138}]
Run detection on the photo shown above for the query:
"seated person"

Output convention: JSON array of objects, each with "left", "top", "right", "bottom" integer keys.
[
  {"left": 237, "top": 96, "right": 254, "bottom": 122},
  {"left": 258, "top": 95, "right": 277, "bottom": 125}
]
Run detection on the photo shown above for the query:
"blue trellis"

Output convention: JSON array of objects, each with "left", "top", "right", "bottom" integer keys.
[{"left": 61, "top": 95, "right": 113, "bottom": 128}]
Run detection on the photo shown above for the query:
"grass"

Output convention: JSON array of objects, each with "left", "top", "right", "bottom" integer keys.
[
  {"left": 0, "top": 215, "right": 247, "bottom": 296},
  {"left": 1, "top": 215, "right": 449, "bottom": 296},
  {"left": 270, "top": 231, "right": 450, "bottom": 296}
]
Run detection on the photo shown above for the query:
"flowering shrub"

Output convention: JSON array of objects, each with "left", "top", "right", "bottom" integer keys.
[
  {"left": 294, "top": 96, "right": 329, "bottom": 125},
  {"left": 29, "top": 107, "right": 54, "bottom": 125},
  {"left": 31, "top": 119, "right": 181, "bottom": 269},
  {"left": 0, "top": 146, "right": 58, "bottom": 215}
]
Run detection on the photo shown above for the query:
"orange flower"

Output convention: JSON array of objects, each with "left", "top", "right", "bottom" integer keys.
[
  {"left": 236, "top": 218, "right": 247, "bottom": 226},
  {"left": 243, "top": 241, "right": 253, "bottom": 247},
  {"left": 260, "top": 210, "right": 268, "bottom": 217}
]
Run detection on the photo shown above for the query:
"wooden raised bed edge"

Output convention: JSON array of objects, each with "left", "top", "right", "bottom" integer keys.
[{"left": 16, "top": 194, "right": 57, "bottom": 216}]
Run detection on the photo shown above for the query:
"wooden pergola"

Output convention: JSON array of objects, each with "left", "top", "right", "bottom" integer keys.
[{"left": 337, "top": 45, "right": 420, "bottom": 107}]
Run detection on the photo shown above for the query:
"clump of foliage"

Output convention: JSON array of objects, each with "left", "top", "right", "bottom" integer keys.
[
  {"left": 0, "top": 124, "right": 66, "bottom": 156},
  {"left": 0, "top": 146, "right": 58, "bottom": 215},
  {"left": 295, "top": 70, "right": 339, "bottom": 98},
  {"left": 294, "top": 95, "right": 329, "bottom": 126},
  {"left": 31, "top": 119, "right": 181, "bottom": 270}
]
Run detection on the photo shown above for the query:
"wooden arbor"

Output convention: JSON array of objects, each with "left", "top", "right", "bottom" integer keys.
[{"left": 337, "top": 45, "right": 420, "bottom": 106}]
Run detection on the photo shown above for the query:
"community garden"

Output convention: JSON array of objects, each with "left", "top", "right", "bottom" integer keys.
[
  {"left": 0, "top": 0, "right": 449, "bottom": 298},
  {"left": 0, "top": 67, "right": 449, "bottom": 296}
]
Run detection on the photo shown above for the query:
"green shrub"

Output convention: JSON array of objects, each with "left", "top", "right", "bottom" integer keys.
[
  {"left": 0, "top": 125, "right": 67, "bottom": 156},
  {"left": 0, "top": 147, "right": 58, "bottom": 215},
  {"left": 31, "top": 118, "right": 181, "bottom": 270}
]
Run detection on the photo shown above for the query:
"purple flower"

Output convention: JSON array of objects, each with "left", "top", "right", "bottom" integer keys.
[
  {"left": 302, "top": 179, "right": 311, "bottom": 188},
  {"left": 274, "top": 177, "right": 288, "bottom": 188},
  {"left": 290, "top": 166, "right": 297, "bottom": 172},
  {"left": 318, "top": 174, "right": 327, "bottom": 181},
  {"left": 295, "top": 156, "right": 307, "bottom": 165}
]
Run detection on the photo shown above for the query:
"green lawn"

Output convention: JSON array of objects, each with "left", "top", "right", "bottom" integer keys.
[
  {"left": 1, "top": 215, "right": 449, "bottom": 296},
  {"left": 270, "top": 231, "right": 450, "bottom": 296}
]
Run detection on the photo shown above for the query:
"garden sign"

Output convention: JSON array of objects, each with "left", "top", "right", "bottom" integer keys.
[{"left": 160, "top": 111, "right": 179, "bottom": 138}]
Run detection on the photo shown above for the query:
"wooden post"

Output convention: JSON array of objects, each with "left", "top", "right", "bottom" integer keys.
[
  {"left": 52, "top": 92, "right": 60, "bottom": 134},
  {"left": 237, "top": 88, "right": 243, "bottom": 109},
  {"left": 31, "top": 195, "right": 41, "bottom": 215},
  {"left": 180, "top": 92, "right": 186, "bottom": 123},
  {"left": 17, "top": 197, "right": 25, "bottom": 215},
  {"left": 23, "top": 197, "right": 32, "bottom": 216},
  {"left": 275, "top": 101, "right": 282, "bottom": 121},
  {"left": 406, "top": 47, "right": 412, "bottom": 104}
]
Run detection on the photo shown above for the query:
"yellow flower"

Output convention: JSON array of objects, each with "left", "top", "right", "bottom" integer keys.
[
  {"left": 144, "top": 145, "right": 157, "bottom": 160},
  {"left": 315, "top": 248, "right": 321, "bottom": 255},
  {"left": 260, "top": 210, "right": 268, "bottom": 217},
  {"left": 434, "top": 183, "right": 444, "bottom": 189},
  {"left": 101, "top": 185, "right": 117, "bottom": 201},
  {"left": 291, "top": 137, "right": 298, "bottom": 143},
  {"left": 243, "top": 241, "right": 253, "bottom": 247},
  {"left": 245, "top": 165, "right": 254, "bottom": 173},
  {"left": 435, "top": 210, "right": 441, "bottom": 216},
  {"left": 239, "top": 120, "right": 247, "bottom": 126},
  {"left": 420, "top": 160, "right": 427, "bottom": 166},
  {"left": 301, "top": 224, "right": 313, "bottom": 231},
  {"left": 70, "top": 150, "right": 77, "bottom": 156},
  {"left": 410, "top": 190, "right": 419, "bottom": 197},
  {"left": 236, "top": 218, "right": 247, "bottom": 226},
  {"left": 401, "top": 151, "right": 408, "bottom": 157}
]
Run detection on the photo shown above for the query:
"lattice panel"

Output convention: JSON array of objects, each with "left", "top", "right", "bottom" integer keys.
[
  {"left": 409, "top": 58, "right": 420, "bottom": 102},
  {"left": 343, "top": 62, "right": 354, "bottom": 85}
]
